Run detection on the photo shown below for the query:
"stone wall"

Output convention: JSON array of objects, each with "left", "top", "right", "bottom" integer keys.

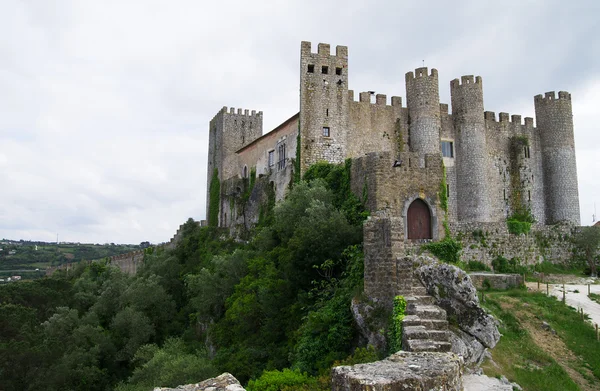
[
  {"left": 109, "top": 250, "right": 144, "bottom": 275},
  {"left": 451, "top": 222, "right": 575, "bottom": 267},
  {"left": 469, "top": 272, "right": 523, "bottom": 290},
  {"left": 351, "top": 151, "right": 444, "bottom": 241}
]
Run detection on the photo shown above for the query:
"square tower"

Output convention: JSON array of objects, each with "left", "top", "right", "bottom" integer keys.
[{"left": 299, "top": 42, "right": 349, "bottom": 174}]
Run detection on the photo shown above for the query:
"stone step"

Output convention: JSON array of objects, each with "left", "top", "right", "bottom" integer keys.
[
  {"left": 403, "top": 316, "right": 448, "bottom": 331},
  {"left": 411, "top": 286, "right": 428, "bottom": 295},
  {"left": 405, "top": 295, "right": 435, "bottom": 305},
  {"left": 402, "top": 326, "right": 450, "bottom": 342},
  {"left": 404, "top": 339, "right": 452, "bottom": 353},
  {"left": 406, "top": 305, "right": 447, "bottom": 320}
]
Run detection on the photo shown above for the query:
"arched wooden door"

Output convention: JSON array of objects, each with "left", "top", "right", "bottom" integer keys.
[{"left": 407, "top": 199, "right": 432, "bottom": 240}]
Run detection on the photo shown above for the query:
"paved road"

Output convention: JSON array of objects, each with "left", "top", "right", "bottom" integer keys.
[{"left": 527, "top": 282, "right": 600, "bottom": 326}]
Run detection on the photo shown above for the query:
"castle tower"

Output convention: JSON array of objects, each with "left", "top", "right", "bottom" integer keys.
[
  {"left": 451, "top": 76, "right": 491, "bottom": 222},
  {"left": 534, "top": 91, "right": 580, "bottom": 224},
  {"left": 206, "top": 107, "right": 263, "bottom": 223},
  {"left": 405, "top": 67, "right": 441, "bottom": 154},
  {"left": 299, "top": 41, "right": 349, "bottom": 174}
]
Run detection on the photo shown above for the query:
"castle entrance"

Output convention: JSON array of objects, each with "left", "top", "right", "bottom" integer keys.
[{"left": 407, "top": 199, "right": 432, "bottom": 240}]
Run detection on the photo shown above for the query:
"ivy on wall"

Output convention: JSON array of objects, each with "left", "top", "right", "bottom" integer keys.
[
  {"left": 388, "top": 295, "right": 407, "bottom": 353},
  {"left": 208, "top": 168, "right": 220, "bottom": 227},
  {"left": 294, "top": 126, "right": 301, "bottom": 184}
]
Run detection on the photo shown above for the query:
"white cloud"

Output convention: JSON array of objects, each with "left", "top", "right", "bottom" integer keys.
[{"left": 1, "top": 0, "right": 599, "bottom": 243}]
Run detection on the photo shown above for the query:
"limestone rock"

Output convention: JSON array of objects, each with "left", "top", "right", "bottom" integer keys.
[
  {"left": 153, "top": 373, "right": 245, "bottom": 391},
  {"left": 331, "top": 351, "right": 463, "bottom": 390},
  {"left": 447, "top": 326, "right": 486, "bottom": 366},
  {"left": 350, "top": 297, "right": 387, "bottom": 352},
  {"left": 413, "top": 256, "right": 500, "bottom": 349}
]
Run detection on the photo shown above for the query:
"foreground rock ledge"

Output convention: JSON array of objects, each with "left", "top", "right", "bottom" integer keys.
[
  {"left": 332, "top": 351, "right": 463, "bottom": 391},
  {"left": 153, "top": 372, "right": 245, "bottom": 391}
]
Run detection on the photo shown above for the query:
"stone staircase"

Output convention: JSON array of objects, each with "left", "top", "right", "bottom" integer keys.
[{"left": 398, "top": 258, "right": 452, "bottom": 353}]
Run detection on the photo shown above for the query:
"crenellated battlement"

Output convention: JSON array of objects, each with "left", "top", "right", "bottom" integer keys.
[
  {"left": 484, "top": 111, "right": 534, "bottom": 127},
  {"left": 534, "top": 91, "right": 571, "bottom": 103},
  {"left": 405, "top": 67, "right": 438, "bottom": 83},
  {"left": 348, "top": 90, "right": 403, "bottom": 107},
  {"left": 301, "top": 41, "right": 348, "bottom": 58},
  {"left": 223, "top": 106, "right": 263, "bottom": 118},
  {"left": 450, "top": 75, "right": 483, "bottom": 89}
]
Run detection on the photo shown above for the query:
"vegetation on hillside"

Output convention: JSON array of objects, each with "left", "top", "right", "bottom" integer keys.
[
  {"left": 0, "top": 161, "right": 375, "bottom": 391},
  {"left": 482, "top": 289, "right": 600, "bottom": 391},
  {"left": 0, "top": 241, "right": 142, "bottom": 278}
]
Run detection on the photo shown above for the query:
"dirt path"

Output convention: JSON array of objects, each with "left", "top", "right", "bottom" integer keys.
[
  {"left": 526, "top": 282, "right": 600, "bottom": 326},
  {"left": 500, "top": 297, "right": 598, "bottom": 391}
]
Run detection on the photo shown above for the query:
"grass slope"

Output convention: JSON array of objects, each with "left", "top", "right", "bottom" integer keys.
[{"left": 482, "top": 289, "right": 600, "bottom": 391}]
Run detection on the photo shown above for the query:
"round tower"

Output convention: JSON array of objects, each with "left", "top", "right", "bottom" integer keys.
[
  {"left": 405, "top": 67, "right": 441, "bottom": 154},
  {"left": 534, "top": 91, "right": 580, "bottom": 225},
  {"left": 451, "top": 75, "right": 491, "bottom": 222}
]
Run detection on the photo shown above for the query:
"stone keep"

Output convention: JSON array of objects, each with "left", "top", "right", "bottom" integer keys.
[{"left": 206, "top": 41, "right": 581, "bottom": 231}]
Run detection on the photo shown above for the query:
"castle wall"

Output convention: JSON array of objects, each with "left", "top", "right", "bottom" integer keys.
[
  {"left": 299, "top": 42, "right": 349, "bottom": 173},
  {"left": 237, "top": 114, "right": 298, "bottom": 199},
  {"left": 451, "top": 76, "right": 491, "bottom": 223},
  {"left": 405, "top": 68, "right": 442, "bottom": 155},
  {"left": 439, "top": 104, "right": 458, "bottom": 222},
  {"left": 483, "top": 113, "right": 545, "bottom": 223},
  {"left": 207, "top": 107, "right": 263, "bottom": 224},
  {"left": 346, "top": 92, "right": 405, "bottom": 159},
  {"left": 450, "top": 222, "right": 574, "bottom": 267},
  {"left": 535, "top": 92, "right": 580, "bottom": 225},
  {"left": 350, "top": 151, "right": 444, "bottom": 241}
]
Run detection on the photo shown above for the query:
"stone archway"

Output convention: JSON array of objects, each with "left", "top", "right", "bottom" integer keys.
[{"left": 406, "top": 198, "right": 432, "bottom": 240}]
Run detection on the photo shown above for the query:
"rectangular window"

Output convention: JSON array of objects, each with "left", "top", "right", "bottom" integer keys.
[
  {"left": 307, "top": 64, "right": 314, "bottom": 73},
  {"left": 323, "top": 127, "right": 330, "bottom": 137},
  {"left": 336, "top": 67, "right": 342, "bottom": 75},
  {"left": 268, "top": 150, "right": 274, "bottom": 167},
  {"left": 277, "top": 143, "right": 286, "bottom": 171},
  {"left": 524, "top": 146, "right": 531, "bottom": 158},
  {"left": 322, "top": 65, "right": 328, "bottom": 74},
  {"left": 441, "top": 141, "right": 454, "bottom": 158}
]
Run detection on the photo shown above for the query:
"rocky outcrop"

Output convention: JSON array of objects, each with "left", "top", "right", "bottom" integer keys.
[
  {"left": 153, "top": 373, "right": 245, "bottom": 391},
  {"left": 414, "top": 256, "right": 500, "bottom": 351},
  {"left": 332, "top": 351, "right": 464, "bottom": 391},
  {"left": 350, "top": 297, "right": 388, "bottom": 352}
]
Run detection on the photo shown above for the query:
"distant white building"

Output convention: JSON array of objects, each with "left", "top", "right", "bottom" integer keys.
[{"left": 11, "top": 276, "right": 21, "bottom": 281}]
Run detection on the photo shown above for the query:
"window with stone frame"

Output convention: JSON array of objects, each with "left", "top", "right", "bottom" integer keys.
[
  {"left": 277, "top": 143, "right": 286, "bottom": 171},
  {"left": 323, "top": 126, "right": 330, "bottom": 137},
  {"left": 441, "top": 141, "right": 454, "bottom": 158},
  {"left": 268, "top": 150, "right": 275, "bottom": 167}
]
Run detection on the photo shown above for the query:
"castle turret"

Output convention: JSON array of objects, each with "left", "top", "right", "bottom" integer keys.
[
  {"left": 299, "top": 42, "right": 349, "bottom": 174},
  {"left": 206, "top": 107, "right": 263, "bottom": 223},
  {"left": 534, "top": 91, "right": 580, "bottom": 224},
  {"left": 405, "top": 67, "right": 441, "bottom": 154},
  {"left": 451, "top": 75, "right": 491, "bottom": 222}
]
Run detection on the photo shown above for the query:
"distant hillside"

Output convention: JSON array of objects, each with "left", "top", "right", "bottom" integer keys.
[{"left": 0, "top": 239, "right": 144, "bottom": 279}]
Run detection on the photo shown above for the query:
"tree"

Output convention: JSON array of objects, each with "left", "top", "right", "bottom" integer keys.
[{"left": 573, "top": 226, "right": 600, "bottom": 277}]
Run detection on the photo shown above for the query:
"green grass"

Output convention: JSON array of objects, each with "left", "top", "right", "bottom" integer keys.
[
  {"left": 589, "top": 293, "right": 600, "bottom": 305},
  {"left": 482, "top": 289, "right": 600, "bottom": 390},
  {"left": 531, "top": 261, "right": 586, "bottom": 276}
]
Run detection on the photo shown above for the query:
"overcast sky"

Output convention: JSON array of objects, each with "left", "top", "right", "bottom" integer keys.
[{"left": 1, "top": 0, "right": 598, "bottom": 244}]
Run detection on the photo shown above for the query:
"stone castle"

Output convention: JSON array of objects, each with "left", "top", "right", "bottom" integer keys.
[
  {"left": 207, "top": 41, "right": 579, "bottom": 228},
  {"left": 206, "top": 41, "right": 580, "bottom": 301}
]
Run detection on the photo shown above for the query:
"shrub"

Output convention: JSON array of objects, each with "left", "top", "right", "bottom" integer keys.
[
  {"left": 246, "top": 369, "right": 318, "bottom": 391},
  {"left": 422, "top": 237, "right": 462, "bottom": 264}
]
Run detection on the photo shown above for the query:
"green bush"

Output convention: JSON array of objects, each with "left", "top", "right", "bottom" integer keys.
[
  {"left": 422, "top": 237, "right": 462, "bottom": 263},
  {"left": 466, "top": 260, "right": 491, "bottom": 272},
  {"left": 246, "top": 369, "right": 318, "bottom": 391}
]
